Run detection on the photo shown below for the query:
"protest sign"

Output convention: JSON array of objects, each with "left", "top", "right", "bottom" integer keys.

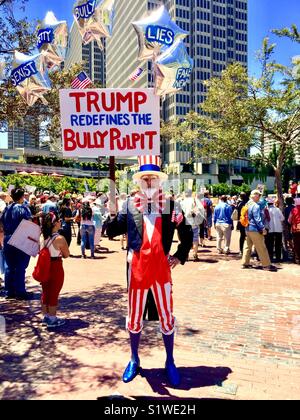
[
  {"left": 8, "top": 219, "right": 41, "bottom": 257},
  {"left": 25, "top": 185, "right": 37, "bottom": 194},
  {"left": 59, "top": 88, "right": 160, "bottom": 157}
]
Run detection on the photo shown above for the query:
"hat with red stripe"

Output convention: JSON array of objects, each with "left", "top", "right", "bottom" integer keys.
[{"left": 133, "top": 155, "right": 168, "bottom": 181}]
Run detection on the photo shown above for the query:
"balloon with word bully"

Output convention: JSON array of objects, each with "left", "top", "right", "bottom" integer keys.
[
  {"left": 37, "top": 11, "right": 68, "bottom": 73},
  {"left": 154, "top": 40, "right": 193, "bottom": 96},
  {"left": 132, "top": 6, "right": 188, "bottom": 61},
  {"left": 73, "top": 0, "right": 115, "bottom": 49},
  {"left": 10, "top": 51, "right": 51, "bottom": 106}
]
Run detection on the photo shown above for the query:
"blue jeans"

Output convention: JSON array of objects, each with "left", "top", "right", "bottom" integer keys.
[
  {"left": 3, "top": 240, "right": 31, "bottom": 296},
  {"left": 80, "top": 225, "right": 95, "bottom": 256}
]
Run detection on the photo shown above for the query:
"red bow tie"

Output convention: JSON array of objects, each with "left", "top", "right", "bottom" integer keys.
[{"left": 134, "top": 190, "right": 166, "bottom": 214}]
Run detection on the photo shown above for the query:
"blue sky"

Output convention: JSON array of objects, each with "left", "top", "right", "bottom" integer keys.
[{"left": 0, "top": 0, "right": 300, "bottom": 148}]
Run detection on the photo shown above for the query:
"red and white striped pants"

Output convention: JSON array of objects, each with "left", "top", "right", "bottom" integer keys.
[{"left": 127, "top": 281, "right": 175, "bottom": 335}]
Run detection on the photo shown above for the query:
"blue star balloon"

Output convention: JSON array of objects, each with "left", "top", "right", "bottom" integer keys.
[
  {"left": 10, "top": 51, "right": 51, "bottom": 106},
  {"left": 132, "top": 6, "right": 188, "bottom": 61},
  {"left": 37, "top": 11, "right": 68, "bottom": 73},
  {"left": 73, "top": 0, "right": 116, "bottom": 49},
  {"left": 154, "top": 40, "right": 193, "bottom": 96}
]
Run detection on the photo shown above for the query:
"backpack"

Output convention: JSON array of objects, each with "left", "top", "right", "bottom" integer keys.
[
  {"left": 240, "top": 205, "right": 249, "bottom": 227},
  {"left": 32, "top": 237, "right": 55, "bottom": 283}
]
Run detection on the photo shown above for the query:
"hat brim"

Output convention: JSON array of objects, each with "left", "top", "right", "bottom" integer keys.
[{"left": 133, "top": 170, "right": 168, "bottom": 182}]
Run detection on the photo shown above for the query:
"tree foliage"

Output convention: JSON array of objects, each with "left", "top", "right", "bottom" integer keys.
[{"left": 0, "top": 0, "right": 102, "bottom": 151}]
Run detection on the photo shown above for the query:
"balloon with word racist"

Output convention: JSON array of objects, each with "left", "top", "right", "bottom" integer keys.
[
  {"left": 73, "top": 0, "right": 115, "bottom": 49},
  {"left": 10, "top": 51, "right": 51, "bottom": 106},
  {"left": 37, "top": 11, "right": 68, "bottom": 73},
  {"left": 154, "top": 40, "right": 193, "bottom": 96},
  {"left": 132, "top": 6, "right": 188, "bottom": 61}
]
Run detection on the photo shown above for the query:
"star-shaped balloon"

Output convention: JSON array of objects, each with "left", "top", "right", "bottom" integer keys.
[
  {"left": 154, "top": 40, "right": 193, "bottom": 96},
  {"left": 73, "top": 0, "right": 116, "bottom": 49},
  {"left": 132, "top": 6, "right": 188, "bottom": 61},
  {"left": 37, "top": 11, "right": 68, "bottom": 73},
  {"left": 10, "top": 51, "right": 51, "bottom": 106}
]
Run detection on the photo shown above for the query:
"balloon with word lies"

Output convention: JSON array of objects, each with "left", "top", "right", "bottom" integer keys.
[
  {"left": 37, "top": 11, "right": 68, "bottom": 73},
  {"left": 154, "top": 40, "right": 193, "bottom": 96},
  {"left": 132, "top": 6, "right": 188, "bottom": 61},
  {"left": 73, "top": 0, "right": 116, "bottom": 49},
  {"left": 10, "top": 51, "right": 51, "bottom": 106}
]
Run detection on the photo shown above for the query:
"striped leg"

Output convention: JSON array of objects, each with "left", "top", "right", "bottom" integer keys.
[
  {"left": 127, "top": 286, "right": 148, "bottom": 334},
  {"left": 151, "top": 281, "right": 175, "bottom": 335}
]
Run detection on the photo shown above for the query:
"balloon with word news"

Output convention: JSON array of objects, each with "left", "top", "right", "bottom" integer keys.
[
  {"left": 10, "top": 51, "right": 51, "bottom": 106},
  {"left": 37, "top": 11, "right": 68, "bottom": 73},
  {"left": 154, "top": 40, "right": 193, "bottom": 96},
  {"left": 132, "top": 6, "right": 188, "bottom": 61},
  {"left": 59, "top": 88, "right": 160, "bottom": 157},
  {"left": 73, "top": 0, "right": 116, "bottom": 49}
]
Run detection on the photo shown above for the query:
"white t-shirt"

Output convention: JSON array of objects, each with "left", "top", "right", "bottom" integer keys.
[{"left": 268, "top": 206, "right": 285, "bottom": 233}]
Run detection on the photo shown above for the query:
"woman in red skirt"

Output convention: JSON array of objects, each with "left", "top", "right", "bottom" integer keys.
[{"left": 41, "top": 212, "right": 70, "bottom": 328}]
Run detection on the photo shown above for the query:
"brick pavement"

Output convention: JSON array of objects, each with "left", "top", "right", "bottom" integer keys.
[{"left": 0, "top": 229, "right": 300, "bottom": 400}]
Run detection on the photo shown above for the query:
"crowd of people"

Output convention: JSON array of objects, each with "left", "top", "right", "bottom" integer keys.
[{"left": 0, "top": 184, "right": 300, "bottom": 329}]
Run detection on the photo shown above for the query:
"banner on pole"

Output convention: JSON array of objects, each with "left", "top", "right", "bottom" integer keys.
[{"left": 59, "top": 88, "right": 160, "bottom": 157}]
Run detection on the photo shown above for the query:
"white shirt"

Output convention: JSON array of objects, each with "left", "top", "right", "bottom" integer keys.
[{"left": 268, "top": 206, "right": 285, "bottom": 233}]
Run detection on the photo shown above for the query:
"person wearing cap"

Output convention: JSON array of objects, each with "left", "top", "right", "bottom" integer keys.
[
  {"left": 288, "top": 198, "right": 300, "bottom": 264},
  {"left": 241, "top": 190, "right": 277, "bottom": 271},
  {"left": 265, "top": 198, "right": 285, "bottom": 262},
  {"left": 107, "top": 156, "right": 193, "bottom": 387},
  {"left": 42, "top": 194, "right": 58, "bottom": 215}
]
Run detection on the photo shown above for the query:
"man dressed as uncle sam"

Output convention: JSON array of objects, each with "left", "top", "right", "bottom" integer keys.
[{"left": 107, "top": 156, "right": 193, "bottom": 387}]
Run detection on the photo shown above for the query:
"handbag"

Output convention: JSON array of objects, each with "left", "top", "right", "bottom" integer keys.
[{"left": 231, "top": 208, "right": 238, "bottom": 221}]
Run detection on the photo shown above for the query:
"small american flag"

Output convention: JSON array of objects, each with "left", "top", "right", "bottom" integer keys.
[
  {"left": 129, "top": 67, "right": 144, "bottom": 81},
  {"left": 71, "top": 71, "right": 92, "bottom": 89}
]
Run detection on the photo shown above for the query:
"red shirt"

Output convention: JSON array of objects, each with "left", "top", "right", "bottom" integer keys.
[{"left": 288, "top": 206, "right": 300, "bottom": 232}]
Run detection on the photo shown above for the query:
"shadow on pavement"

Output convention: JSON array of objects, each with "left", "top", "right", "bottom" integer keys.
[{"left": 140, "top": 366, "right": 233, "bottom": 397}]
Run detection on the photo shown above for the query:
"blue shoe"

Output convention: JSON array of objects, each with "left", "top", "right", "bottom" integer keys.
[
  {"left": 122, "top": 360, "right": 140, "bottom": 383},
  {"left": 165, "top": 361, "right": 181, "bottom": 387}
]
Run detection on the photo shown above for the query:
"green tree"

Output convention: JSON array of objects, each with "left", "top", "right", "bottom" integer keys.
[
  {"left": 0, "top": 0, "right": 102, "bottom": 151},
  {"left": 162, "top": 38, "right": 300, "bottom": 209}
]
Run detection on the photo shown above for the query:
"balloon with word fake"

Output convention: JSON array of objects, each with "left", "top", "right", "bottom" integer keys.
[
  {"left": 10, "top": 51, "right": 51, "bottom": 106},
  {"left": 37, "top": 11, "right": 68, "bottom": 73},
  {"left": 154, "top": 40, "right": 193, "bottom": 96},
  {"left": 73, "top": 0, "right": 116, "bottom": 49},
  {"left": 292, "top": 55, "right": 300, "bottom": 81},
  {"left": 132, "top": 6, "right": 188, "bottom": 61}
]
